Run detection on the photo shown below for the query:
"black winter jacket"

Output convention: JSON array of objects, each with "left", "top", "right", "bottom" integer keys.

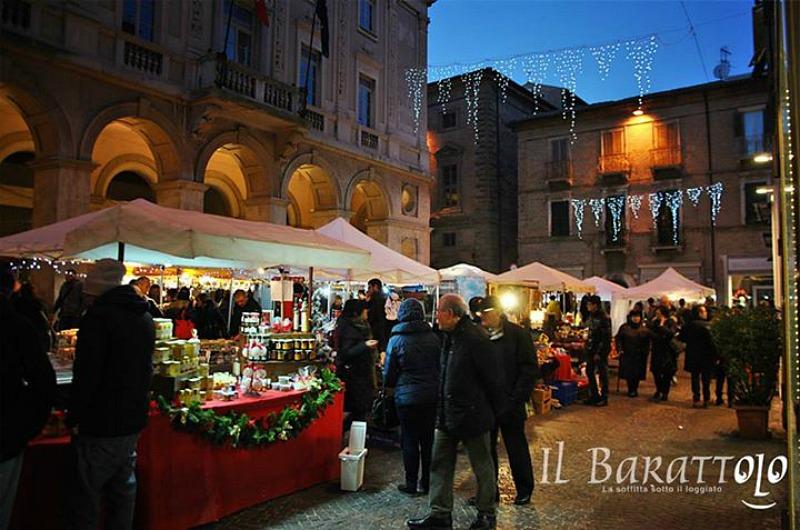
[
  {"left": 67, "top": 285, "right": 155, "bottom": 437},
  {"left": 586, "top": 311, "right": 612, "bottom": 359},
  {"left": 0, "top": 298, "right": 56, "bottom": 461},
  {"left": 437, "top": 316, "right": 503, "bottom": 439},
  {"left": 229, "top": 297, "right": 262, "bottom": 336},
  {"left": 680, "top": 319, "right": 717, "bottom": 373},
  {"left": 490, "top": 319, "right": 539, "bottom": 412},
  {"left": 615, "top": 321, "right": 652, "bottom": 381},
  {"left": 383, "top": 320, "right": 441, "bottom": 407},
  {"left": 335, "top": 317, "right": 375, "bottom": 416},
  {"left": 649, "top": 318, "right": 679, "bottom": 375}
]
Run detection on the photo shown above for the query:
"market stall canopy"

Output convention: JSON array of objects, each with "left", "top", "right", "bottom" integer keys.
[
  {"left": 584, "top": 276, "right": 626, "bottom": 300},
  {"left": 0, "top": 199, "right": 370, "bottom": 270},
  {"left": 438, "top": 263, "right": 498, "bottom": 282},
  {"left": 492, "top": 261, "right": 595, "bottom": 292},
  {"left": 615, "top": 267, "right": 715, "bottom": 302},
  {"left": 315, "top": 218, "right": 439, "bottom": 285}
]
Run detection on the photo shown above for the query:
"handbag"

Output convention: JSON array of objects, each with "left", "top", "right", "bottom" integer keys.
[{"left": 371, "top": 389, "right": 398, "bottom": 429}]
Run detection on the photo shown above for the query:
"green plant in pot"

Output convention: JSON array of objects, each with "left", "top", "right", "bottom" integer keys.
[{"left": 710, "top": 305, "right": 782, "bottom": 439}]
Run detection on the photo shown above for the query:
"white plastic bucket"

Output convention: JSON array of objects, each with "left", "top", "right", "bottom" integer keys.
[
  {"left": 339, "top": 447, "right": 368, "bottom": 491},
  {"left": 349, "top": 421, "right": 367, "bottom": 452}
]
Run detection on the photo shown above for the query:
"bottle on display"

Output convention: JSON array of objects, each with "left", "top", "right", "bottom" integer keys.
[
  {"left": 300, "top": 297, "right": 309, "bottom": 333},
  {"left": 292, "top": 298, "right": 300, "bottom": 332}
]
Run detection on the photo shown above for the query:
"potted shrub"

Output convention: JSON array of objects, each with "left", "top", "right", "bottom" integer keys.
[{"left": 710, "top": 305, "right": 782, "bottom": 439}]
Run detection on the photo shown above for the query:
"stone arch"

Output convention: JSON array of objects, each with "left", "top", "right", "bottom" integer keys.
[
  {"left": 93, "top": 154, "right": 158, "bottom": 198},
  {"left": 344, "top": 168, "right": 392, "bottom": 217},
  {"left": 0, "top": 80, "right": 74, "bottom": 159},
  {"left": 281, "top": 151, "right": 342, "bottom": 229},
  {"left": 204, "top": 169, "right": 244, "bottom": 218},
  {"left": 195, "top": 130, "right": 274, "bottom": 204},
  {"left": 279, "top": 150, "right": 341, "bottom": 203},
  {"left": 346, "top": 168, "right": 391, "bottom": 232},
  {"left": 79, "top": 101, "right": 184, "bottom": 180},
  {"left": 106, "top": 171, "right": 156, "bottom": 203},
  {"left": 0, "top": 131, "right": 34, "bottom": 163}
]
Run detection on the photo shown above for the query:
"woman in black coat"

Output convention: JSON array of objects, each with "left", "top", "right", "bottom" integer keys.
[
  {"left": 649, "top": 306, "right": 679, "bottom": 402},
  {"left": 679, "top": 304, "right": 716, "bottom": 407},
  {"left": 334, "top": 299, "right": 378, "bottom": 426},
  {"left": 615, "top": 309, "right": 651, "bottom": 398},
  {"left": 192, "top": 292, "right": 228, "bottom": 339},
  {"left": 383, "top": 299, "right": 441, "bottom": 495},
  {"left": 12, "top": 281, "right": 52, "bottom": 353}
]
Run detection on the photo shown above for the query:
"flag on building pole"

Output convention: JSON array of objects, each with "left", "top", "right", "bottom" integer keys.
[
  {"left": 315, "top": 0, "right": 329, "bottom": 58},
  {"left": 255, "top": 0, "right": 270, "bottom": 26}
]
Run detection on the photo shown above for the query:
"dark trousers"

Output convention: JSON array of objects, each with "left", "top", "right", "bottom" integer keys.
[
  {"left": 430, "top": 429, "right": 496, "bottom": 516},
  {"left": 714, "top": 364, "right": 733, "bottom": 404},
  {"left": 626, "top": 378, "right": 640, "bottom": 393},
  {"left": 587, "top": 355, "right": 609, "bottom": 401},
  {"left": 490, "top": 404, "right": 534, "bottom": 497},
  {"left": 396, "top": 403, "right": 436, "bottom": 490},
  {"left": 653, "top": 370, "right": 674, "bottom": 398},
  {"left": 691, "top": 370, "right": 712, "bottom": 403}
]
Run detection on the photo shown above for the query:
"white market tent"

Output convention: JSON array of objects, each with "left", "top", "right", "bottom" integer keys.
[
  {"left": 0, "top": 199, "right": 370, "bottom": 270},
  {"left": 315, "top": 217, "right": 440, "bottom": 285},
  {"left": 584, "top": 276, "right": 626, "bottom": 300},
  {"left": 615, "top": 267, "right": 716, "bottom": 303},
  {"left": 438, "top": 262, "right": 498, "bottom": 282},
  {"left": 492, "top": 261, "right": 595, "bottom": 293}
]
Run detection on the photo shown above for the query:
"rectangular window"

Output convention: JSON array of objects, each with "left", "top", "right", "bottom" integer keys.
[
  {"left": 359, "top": 0, "right": 375, "bottom": 33},
  {"left": 604, "top": 195, "right": 626, "bottom": 246},
  {"left": 743, "top": 181, "right": 771, "bottom": 225},
  {"left": 441, "top": 111, "right": 456, "bottom": 129},
  {"left": 443, "top": 232, "right": 456, "bottom": 247},
  {"left": 601, "top": 129, "right": 624, "bottom": 155},
  {"left": 654, "top": 121, "right": 679, "bottom": 148},
  {"left": 551, "top": 138, "right": 569, "bottom": 161},
  {"left": 441, "top": 164, "right": 459, "bottom": 208},
  {"left": 656, "top": 192, "right": 681, "bottom": 246},
  {"left": 736, "top": 109, "right": 766, "bottom": 154},
  {"left": 358, "top": 75, "right": 376, "bottom": 127},
  {"left": 550, "top": 200, "right": 570, "bottom": 237},
  {"left": 224, "top": 0, "right": 254, "bottom": 67},
  {"left": 122, "top": 0, "right": 156, "bottom": 41},
  {"left": 300, "top": 46, "right": 321, "bottom": 107}
]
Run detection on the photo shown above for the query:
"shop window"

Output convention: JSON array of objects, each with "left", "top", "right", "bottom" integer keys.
[
  {"left": 358, "top": 75, "right": 376, "bottom": 128},
  {"left": 359, "top": 0, "right": 375, "bottom": 33},
  {"left": 656, "top": 192, "right": 681, "bottom": 246},
  {"left": 550, "top": 200, "right": 570, "bottom": 237},
  {"left": 441, "top": 111, "right": 456, "bottom": 129},
  {"left": 107, "top": 171, "right": 155, "bottom": 203},
  {"left": 224, "top": 0, "right": 254, "bottom": 67},
  {"left": 122, "top": 0, "right": 156, "bottom": 41},
  {"left": 743, "top": 181, "right": 771, "bottom": 225},
  {"left": 443, "top": 232, "right": 456, "bottom": 247},
  {"left": 300, "top": 45, "right": 322, "bottom": 107},
  {"left": 204, "top": 187, "right": 231, "bottom": 217},
  {"left": 441, "top": 164, "right": 459, "bottom": 208}
]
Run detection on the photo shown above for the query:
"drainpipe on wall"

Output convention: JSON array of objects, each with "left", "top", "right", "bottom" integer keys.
[
  {"left": 495, "top": 78, "right": 503, "bottom": 271},
  {"left": 702, "top": 90, "right": 718, "bottom": 297}
]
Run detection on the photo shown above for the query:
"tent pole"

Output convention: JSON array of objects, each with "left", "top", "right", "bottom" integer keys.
[
  {"left": 308, "top": 266, "right": 314, "bottom": 329},
  {"left": 433, "top": 284, "right": 439, "bottom": 324},
  {"left": 117, "top": 242, "right": 125, "bottom": 262},
  {"left": 159, "top": 265, "right": 165, "bottom": 304},
  {"left": 226, "top": 274, "right": 234, "bottom": 333}
]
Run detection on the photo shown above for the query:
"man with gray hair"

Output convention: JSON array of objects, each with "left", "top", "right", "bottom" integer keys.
[{"left": 407, "top": 294, "right": 503, "bottom": 530}]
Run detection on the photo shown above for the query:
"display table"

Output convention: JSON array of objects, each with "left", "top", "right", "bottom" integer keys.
[{"left": 10, "top": 390, "right": 344, "bottom": 530}]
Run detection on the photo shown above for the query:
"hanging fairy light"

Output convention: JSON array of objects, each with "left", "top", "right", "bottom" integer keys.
[
  {"left": 686, "top": 187, "right": 703, "bottom": 207},
  {"left": 404, "top": 67, "right": 427, "bottom": 135},
  {"left": 463, "top": 68, "right": 484, "bottom": 144},
  {"left": 434, "top": 65, "right": 457, "bottom": 112},
  {"left": 607, "top": 195, "right": 626, "bottom": 242},
  {"left": 589, "top": 198, "right": 605, "bottom": 227},
  {"left": 627, "top": 194, "right": 643, "bottom": 219},
  {"left": 554, "top": 48, "right": 584, "bottom": 143},
  {"left": 664, "top": 190, "right": 683, "bottom": 245},
  {"left": 493, "top": 58, "right": 517, "bottom": 103},
  {"left": 706, "top": 182, "right": 724, "bottom": 225},
  {"left": 648, "top": 192, "right": 663, "bottom": 229},
  {"left": 571, "top": 199, "right": 586, "bottom": 239},
  {"left": 589, "top": 41, "right": 621, "bottom": 81},
  {"left": 522, "top": 53, "right": 551, "bottom": 115},
  {"left": 626, "top": 35, "right": 659, "bottom": 113}
]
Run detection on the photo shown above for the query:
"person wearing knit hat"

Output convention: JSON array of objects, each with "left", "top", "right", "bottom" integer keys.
[
  {"left": 383, "top": 299, "right": 440, "bottom": 496},
  {"left": 615, "top": 309, "right": 652, "bottom": 398},
  {"left": 67, "top": 258, "right": 155, "bottom": 529}
]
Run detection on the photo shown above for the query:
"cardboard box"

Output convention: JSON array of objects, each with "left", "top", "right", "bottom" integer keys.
[{"left": 532, "top": 386, "right": 552, "bottom": 404}]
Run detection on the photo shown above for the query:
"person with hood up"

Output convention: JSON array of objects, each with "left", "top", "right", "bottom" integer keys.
[
  {"left": 383, "top": 299, "right": 441, "bottom": 496},
  {"left": 66, "top": 259, "right": 155, "bottom": 530},
  {"left": 615, "top": 309, "right": 652, "bottom": 397},
  {"left": 679, "top": 304, "right": 717, "bottom": 408},
  {"left": 335, "top": 299, "right": 379, "bottom": 427}
]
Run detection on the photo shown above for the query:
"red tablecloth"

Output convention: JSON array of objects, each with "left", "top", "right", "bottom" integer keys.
[{"left": 11, "top": 390, "right": 344, "bottom": 530}]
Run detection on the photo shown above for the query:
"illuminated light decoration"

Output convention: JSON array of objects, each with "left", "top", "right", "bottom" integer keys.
[
  {"left": 648, "top": 191, "right": 663, "bottom": 229},
  {"left": 404, "top": 67, "right": 427, "bottom": 135},
  {"left": 627, "top": 194, "right": 643, "bottom": 219},
  {"left": 664, "top": 190, "right": 683, "bottom": 245},
  {"left": 463, "top": 68, "right": 485, "bottom": 144},
  {"left": 626, "top": 35, "right": 659, "bottom": 113},
  {"left": 522, "top": 53, "right": 551, "bottom": 115},
  {"left": 589, "top": 198, "right": 605, "bottom": 227},
  {"left": 606, "top": 195, "right": 626, "bottom": 242},
  {"left": 571, "top": 199, "right": 586, "bottom": 239},
  {"left": 435, "top": 67, "right": 456, "bottom": 112},
  {"left": 493, "top": 58, "right": 517, "bottom": 103},
  {"left": 500, "top": 291, "right": 518, "bottom": 310},
  {"left": 706, "top": 182, "right": 724, "bottom": 225},
  {"left": 686, "top": 187, "right": 703, "bottom": 207},
  {"left": 554, "top": 48, "right": 584, "bottom": 143},
  {"left": 589, "top": 41, "right": 621, "bottom": 81}
]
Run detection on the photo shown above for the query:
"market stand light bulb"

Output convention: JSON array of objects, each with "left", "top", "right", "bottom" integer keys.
[
  {"left": 500, "top": 292, "right": 518, "bottom": 310},
  {"left": 753, "top": 153, "right": 773, "bottom": 163}
]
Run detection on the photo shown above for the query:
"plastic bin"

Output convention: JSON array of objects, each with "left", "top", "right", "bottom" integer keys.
[
  {"left": 339, "top": 447, "right": 368, "bottom": 491},
  {"left": 551, "top": 381, "right": 578, "bottom": 406},
  {"left": 349, "top": 421, "right": 367, "bottom": 452}
]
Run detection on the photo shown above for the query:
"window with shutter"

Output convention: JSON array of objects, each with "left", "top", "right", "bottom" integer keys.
[
  {"left": 601, "top": 129, "right": 624, "bottom": 155},
  {"left": 550, "top": 201, "right": 570, "bottom": 237}
]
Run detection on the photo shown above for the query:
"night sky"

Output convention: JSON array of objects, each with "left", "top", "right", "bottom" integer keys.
[{"left": 428, "top": 0, "right": 755, "bottom": 103}]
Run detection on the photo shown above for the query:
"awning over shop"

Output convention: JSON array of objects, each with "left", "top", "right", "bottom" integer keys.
[
  {"left": 0, "top": 199, "right": 370, "bottom": 270},
  {"left": 492, "top": 261, "right": 595, "bottom": 292}
]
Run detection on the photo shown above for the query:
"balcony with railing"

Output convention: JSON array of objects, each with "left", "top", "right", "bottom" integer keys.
[
  {"left": 122, "top": 39, "right": 163, "bottom": 77},
  {"left": 598, "top": 153, "right": 630, "bottom": 185},
  {"left": 546, "top": 159, "right": 573, "bottom": 190},
  {"left": 360, "top": 128, "right": 379, "bottom": 150},
  {"left": 650, "top": 146, "right": 683, "bottom": 179},
  {"left": 303, "top": 108, "right": 325, "bottom": 132}
]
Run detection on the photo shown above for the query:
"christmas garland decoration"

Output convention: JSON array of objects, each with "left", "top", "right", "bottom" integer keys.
[{"left": 155, "top": 368, "right": 342, "bottom": 448}]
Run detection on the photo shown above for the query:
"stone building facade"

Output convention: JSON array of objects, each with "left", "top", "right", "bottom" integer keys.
[
  {"left": 0, "top": 0, "right": 433, "bottom": 267},
  {"left": 516, "top": 75, "right": 774, "bottom": 305},
  {"left": 427, "top": 68, "right": 548, "bottom": 272}
]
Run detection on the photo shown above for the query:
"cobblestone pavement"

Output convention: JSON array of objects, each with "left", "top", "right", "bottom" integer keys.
[{"left": 203, "top": 372, "right": 788, "bottom": 530}]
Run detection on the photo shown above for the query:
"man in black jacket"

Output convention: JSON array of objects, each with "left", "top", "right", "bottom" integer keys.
[
  {"left": 0, "top": 266, "right": 56, "bottom": 530},
  {"left": 584, "top": 295, "right": 612, "bottom": 407},
  {"left": 67, "top": 259, "right": 155, "bottom": 530},
  {"left": 366, "top": 278, "right": 388, "bottom": 351},
  {"left": 407, "top": 294, "right": 503, "bottom": 530},
  {"left": 229, "top": 289, "right": 262, "bottom": 337},
  {"left": 480, "top": 296, "right": 538, "bottom": 505}
]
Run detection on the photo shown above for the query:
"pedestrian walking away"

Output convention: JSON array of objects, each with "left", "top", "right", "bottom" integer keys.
[
  {"left": 680, "top": 305, "right": 716, "bottom": 408},
  {"left": 583, "top": 296, "right": 611, "bottom": 406}
]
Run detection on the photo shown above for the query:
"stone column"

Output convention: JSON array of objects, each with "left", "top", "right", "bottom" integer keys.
[
  {"left": 242, "top": 195, "right": 289, "bottom": 224},
  {"left": 155, "top": 180, "right": 207, "bottom": 211},
  {"left": 31, "top": 158, "right": 94, "bottom": 227}
]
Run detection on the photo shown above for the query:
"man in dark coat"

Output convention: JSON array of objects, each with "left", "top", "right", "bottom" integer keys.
[
  {"left": 584, "top": 295, "right": 612, "bottom": 406},
  {"left": 67, "top": 259, "right": 155, "bottom": 530},
  {"left": 53, "top": 268, "right": 86, "bottom": 330},
  {"left": 479, "top": 296, "right": 538, "bottom": 505},
  {"left": 0, "top": 267, "right": 56, "bottom": 530},
  {"left": 366, "top": 278, "right": 388, "bottom": 351},
  {"left": 615, "top": 310, "right": 652, "bottom": 397},
  {"left": 229, "top": 289, "right": 262, "bottom": 337},
  {"left": 680, "top": 305, "right": 716, "bottom": 407},
  {"left": 649, "top": 306, "right": 679, "bottom": 402},
  {"left": 135, "top": 276, "right": 164, "bottom": 319},
  {"left": 384, "top": 299, "right": 441, "bottom": 495},
  {"left": 407, "top": 294, "right": 502, "bottom": 530}
]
